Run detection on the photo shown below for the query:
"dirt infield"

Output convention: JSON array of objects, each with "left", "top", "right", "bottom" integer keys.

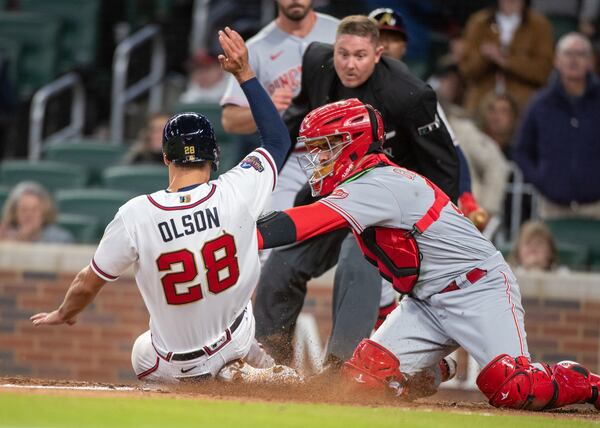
[{"left": 1, "top": 376, "right": 599, "bottom": 421}]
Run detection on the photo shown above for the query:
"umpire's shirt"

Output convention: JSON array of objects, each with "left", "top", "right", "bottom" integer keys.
[{"left": 284, "top": 42, "right": 459, "bottom": 202}]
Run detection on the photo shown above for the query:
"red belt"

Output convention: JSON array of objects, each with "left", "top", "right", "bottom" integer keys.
[{"left": 440, "top": 268, "right": 487, "bottom": 294}]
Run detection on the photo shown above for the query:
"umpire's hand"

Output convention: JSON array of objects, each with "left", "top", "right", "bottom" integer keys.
[{"left": 218, "top": 27, "right": 255, "bottom": 84}]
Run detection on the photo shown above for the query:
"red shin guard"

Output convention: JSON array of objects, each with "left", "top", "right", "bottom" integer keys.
[
  {"left": 342, "top": 339, "right": 407, "bottom": 396},
  {"left": 477, "top": 354, "right": 599, "bottom": 410}
]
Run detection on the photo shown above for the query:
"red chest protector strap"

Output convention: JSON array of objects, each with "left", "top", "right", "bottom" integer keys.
[{"left": 356, "top": 176, "right": 450, "bottom": 294}]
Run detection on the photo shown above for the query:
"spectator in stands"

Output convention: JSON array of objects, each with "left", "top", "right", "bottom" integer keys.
[
  {"left": 509, "top": 220, "right": 557, "bottom": 271},
  {"left": 513, "top": 32, "right": 600, "bottom": 220},
  {"left": 478, "top": 91, "right": 520, "bottom": 158},
  {"left": 179, "top": 49, "right": 228, "bottom": 104},
  {"left": 432, "top": 64, "right": 510, "bottom": 219},
  {"left": 368, "top": 8, "right": 408, "bottom": 61},
  {"left": 123, "top": 112, "right": 171, "bottom": 165},
  {"left": 459, "top": 0, "right": 554, "bottom": 114},
  {"left": 0, "top": 182, "right": 73, "bottom": 244}
]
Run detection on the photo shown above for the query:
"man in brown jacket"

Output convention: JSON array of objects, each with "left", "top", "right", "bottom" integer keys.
[{"left": 460, "top": 0, "right": 554, "bottom": 114}]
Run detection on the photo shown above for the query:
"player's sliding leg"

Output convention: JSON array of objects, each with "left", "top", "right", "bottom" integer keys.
[
  {"left": 477, "top": 354, "right": 600, "bottom": 410},
  {"left": 217, "top": 359, "right": 303, "bottom": 384}
]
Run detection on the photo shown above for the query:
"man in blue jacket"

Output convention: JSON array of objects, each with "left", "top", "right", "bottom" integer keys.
[{"left": 514, "top": 32, "right": 600, "bottom": 219}]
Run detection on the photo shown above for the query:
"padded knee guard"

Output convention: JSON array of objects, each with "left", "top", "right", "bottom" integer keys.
[
  {"left": 477, "top": 354, "right": 598, "bottom": 410},
  {"left": 341, "top": 339, "right": 407, "bottom": 396}
]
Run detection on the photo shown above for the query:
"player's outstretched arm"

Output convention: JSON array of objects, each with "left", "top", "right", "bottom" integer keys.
[
  {"left": 218, "top": 27, "right": 291, "bottom": 171},
  {"left": 257, "top": 203, "right": 348, "bottom": 249},
  {"left": 30, "top": 266, "right": 106, "bottom": 326}
]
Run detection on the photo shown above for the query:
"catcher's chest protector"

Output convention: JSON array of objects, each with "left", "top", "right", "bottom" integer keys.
[
  {"left": 355, "top": 227, "right": 420, "bottom": 294},
  {"left": 353, "top": 180, "right": 449, "bottom": 295}
]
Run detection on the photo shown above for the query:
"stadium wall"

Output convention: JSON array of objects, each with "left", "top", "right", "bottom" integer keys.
[{"left": 0, "top": 243, "right": 599, "bottom": 384}]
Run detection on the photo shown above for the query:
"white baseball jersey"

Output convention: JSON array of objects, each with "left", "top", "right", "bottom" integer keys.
[
  {"left": 221, "top": 13, "right": 338, "bottom": 204},
  {"left": 91, "top": 148, "right": 277, "bottom": 355},
  {"left": 220, "top": 13, "right": 339, "bottom": 107}
]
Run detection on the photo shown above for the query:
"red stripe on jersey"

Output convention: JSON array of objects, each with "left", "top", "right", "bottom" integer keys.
[
  {"left": 319, "top": 199, "right": 364, "bottom": 233},
  {"left": 501, "top": 270, "right": 525, "bottom": 356},
  {"left": 255, "top": 148, "right": 277, "bottom": 191},
  {"left": 147, "top": 184, "right": 217, "bottom": 211},
  {"left": 137, "top": 357, "right": 160, "bottom": 379},
  {"left": 91, "top": 258, "right": 118, "bottom": 280}
]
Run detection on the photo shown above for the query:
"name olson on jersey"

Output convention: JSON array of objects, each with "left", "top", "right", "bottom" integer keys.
[{"left": 158, "top": 207, "right": 220, "bottom": 242}]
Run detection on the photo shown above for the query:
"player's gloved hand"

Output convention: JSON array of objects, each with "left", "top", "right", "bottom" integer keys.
[
  {"left": 458, "top": 191, "right": 489, "bottom": 231},
  {"left": 218, "top": 27, "right": 255, "bottom": 84}
]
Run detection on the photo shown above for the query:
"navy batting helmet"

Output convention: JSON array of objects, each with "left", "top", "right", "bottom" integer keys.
[
  {"left": 368, "top": 8, "right": 408, "bottom": 41},
  {"left": 162, "top": 112, "right": 219, "bottom": 170}
]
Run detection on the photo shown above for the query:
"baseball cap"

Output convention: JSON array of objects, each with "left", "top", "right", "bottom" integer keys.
[{"left": 368, "top": 8, "right": 408, "bottom": 41}]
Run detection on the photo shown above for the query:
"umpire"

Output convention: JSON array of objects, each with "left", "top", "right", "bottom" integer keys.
[{"left": 254, "top": 15, "right": 459, "bottom": 367}]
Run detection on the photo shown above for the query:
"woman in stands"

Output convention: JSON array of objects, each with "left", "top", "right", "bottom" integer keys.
[
  {"left": 0, "top": 181, "right": 73, "bottom": 244},
  {"left": 123, "top": 112, "right": 171, "bottom": 165}
]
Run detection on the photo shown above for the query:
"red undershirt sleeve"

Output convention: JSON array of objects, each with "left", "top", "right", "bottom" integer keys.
[{"left": 257, "top": 202, "right": 349, "bottom": 249}]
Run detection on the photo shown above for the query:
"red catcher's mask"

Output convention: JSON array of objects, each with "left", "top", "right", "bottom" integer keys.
[{"left": 298, "top": 98, "right": 384, "bottom": 196}]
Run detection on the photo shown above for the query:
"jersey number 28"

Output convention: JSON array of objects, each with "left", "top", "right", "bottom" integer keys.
[{"left": 156, "top": 233, "right": 240, "bottom": 305}]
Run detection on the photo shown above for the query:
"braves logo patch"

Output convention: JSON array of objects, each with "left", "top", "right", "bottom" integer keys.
[
  {"left": 240, "top": 155, "right": 264, "bottom": 172},
  {"left": 329, "top": 188, "right": 349, "bottom": 199}
]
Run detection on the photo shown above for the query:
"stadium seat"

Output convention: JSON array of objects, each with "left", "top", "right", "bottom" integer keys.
[
  {"left": 56, "top": 213, "right": 99, "bottom": 244},
  {"left": 19, "top": 0, "right": 100, "bottom": 71},
  {"left": 547, "top": 15, "right": 578, "bottom": 42},
  {"left": 0, "top": 12, "right": 60, "bottom": 97},
  {"left": 55, "top": 189, "right": 134, "bottom": 239},
  {"left": 0, "top": 37, "right": 22, "bottom": 88},
  {"left": 43, "top": 139, "right": 128, "bottom": 185},
  {"left": 546, "top": 218, "right": 600, "bottom": 271},
  {"left": 102, "top": 165, "right": 168, "bottom": 195},
  {"left": 0, "top": 160, "right": 87, "bottom": 193}
]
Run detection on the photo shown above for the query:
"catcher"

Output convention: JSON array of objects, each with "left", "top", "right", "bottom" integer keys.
[{"left": 256, "top": 98, "right": 600, "bottom": 410}]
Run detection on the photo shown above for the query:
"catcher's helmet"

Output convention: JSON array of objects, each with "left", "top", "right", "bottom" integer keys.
[
  {"left": 162, "top": 112, "right": 219, "bottom": 170},
  {"left": 298, "top": 98, "right": 384, "bottom": 197},
  {"left": 368, "top": 8, "right": 408, "bottom": 40}
]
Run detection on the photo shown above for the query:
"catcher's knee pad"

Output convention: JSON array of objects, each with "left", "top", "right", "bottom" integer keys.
[
  {"left": 477, "top": 354, "right": 597, "bottom": 410},
  {"left": 341, "top": 339, "right": 406, "bottom": 396}
]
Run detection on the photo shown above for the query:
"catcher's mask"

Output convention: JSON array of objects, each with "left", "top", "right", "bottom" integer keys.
[{"left": 297, "top": 98, "right": 384, "bottom": 196}]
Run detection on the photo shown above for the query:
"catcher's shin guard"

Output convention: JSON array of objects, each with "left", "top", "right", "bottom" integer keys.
[
  {"left": 477, "top": 354, "right": 599, "bottom": 410},
  {"left": 341, "top": 339, "right": 407, "bottom": 396}
]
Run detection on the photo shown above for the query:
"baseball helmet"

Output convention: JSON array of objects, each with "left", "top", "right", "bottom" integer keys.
[
  {"left": 162, "top": 112, "right": 219, "bottom": 170},
  {"left": 368, "top": 8, "right": 408, "bottom": 40},
  {"left": 298, "top": 98, "right": 384, "bottom": 197}
]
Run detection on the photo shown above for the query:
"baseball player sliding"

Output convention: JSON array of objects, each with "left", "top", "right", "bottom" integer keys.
[
  {"left": 256, "top": 98, "right": 600, "bottom": 410},
  {"left": 30, "top": 28, "right": 299, "bottom": 384}
]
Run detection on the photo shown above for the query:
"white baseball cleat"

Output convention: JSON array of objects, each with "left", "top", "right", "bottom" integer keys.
[{"left": 217, "top": 359, "right": 304, "bottom": 384}]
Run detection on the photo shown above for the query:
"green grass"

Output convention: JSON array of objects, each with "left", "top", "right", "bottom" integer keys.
[{"left": 0, "top": 392, "right": 597, "bottom": 428}]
